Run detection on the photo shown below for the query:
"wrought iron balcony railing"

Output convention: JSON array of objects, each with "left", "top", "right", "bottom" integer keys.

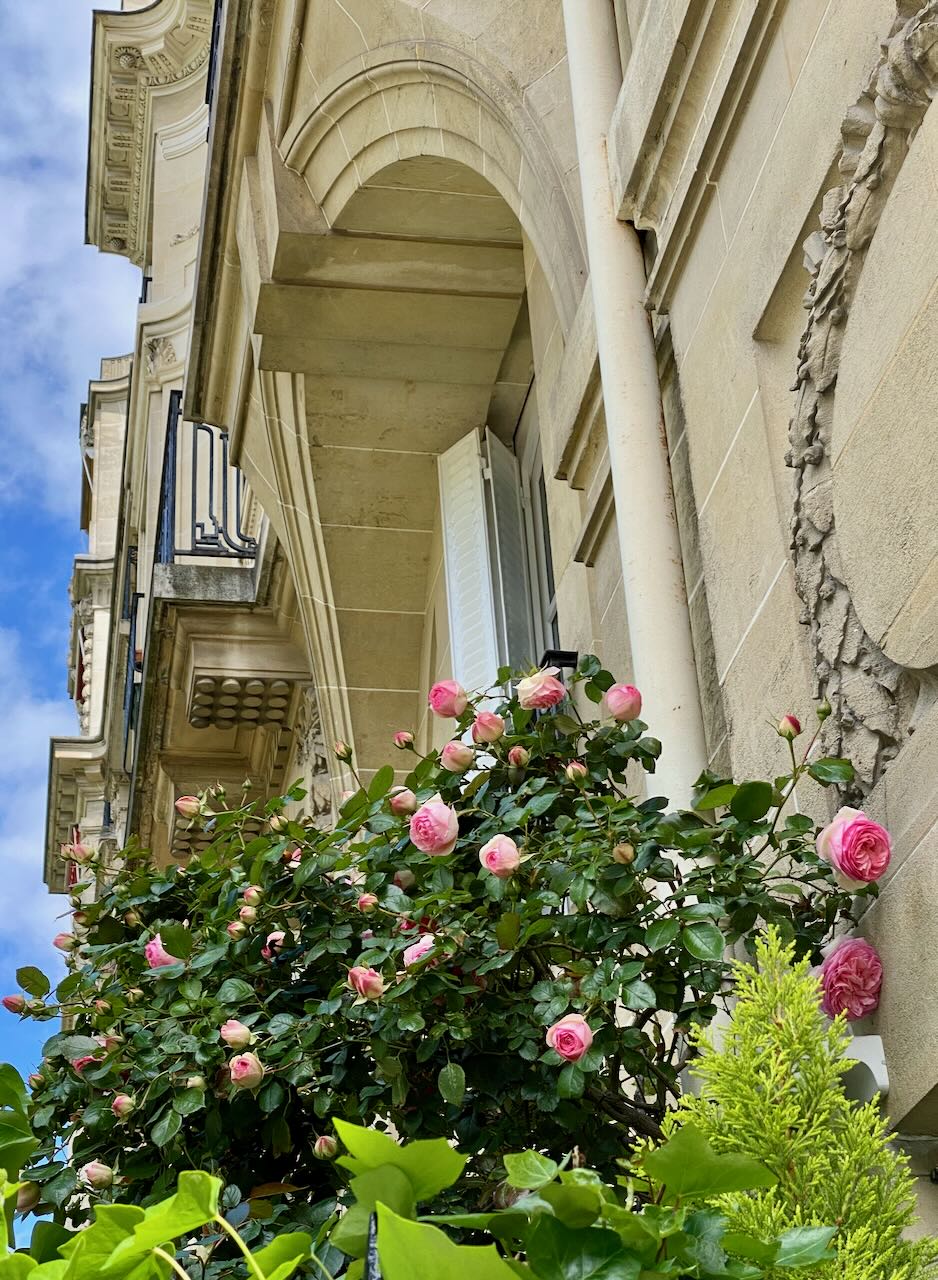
[{"left": 156, "top": 389, "right": 257, "bottom": 565}]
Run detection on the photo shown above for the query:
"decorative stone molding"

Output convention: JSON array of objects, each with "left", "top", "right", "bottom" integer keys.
[
  {"left": 170, "top": 223, "right": 200, "bottom": 246},
  {"left": 188, "top": 675, "right": 297, "bottom": 729},
  {"left": 788, "top": 1, "right": 938, "bottom": 791},
  {"left": 145, "top": 336, "right": 178, "bottom": 377}
]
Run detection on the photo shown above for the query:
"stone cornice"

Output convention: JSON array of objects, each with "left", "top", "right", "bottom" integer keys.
[{"left": 86, "top": 0, "right": 212, "bottom": 266}]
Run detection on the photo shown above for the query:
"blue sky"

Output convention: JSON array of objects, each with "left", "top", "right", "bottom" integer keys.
[{"left": 0, "top": 3, "right": 138, "bottom": 1078}]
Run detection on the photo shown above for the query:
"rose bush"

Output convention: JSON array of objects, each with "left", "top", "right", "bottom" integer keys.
[{"left": 7, "top": 656, "right": 884, "bottom": 1241}]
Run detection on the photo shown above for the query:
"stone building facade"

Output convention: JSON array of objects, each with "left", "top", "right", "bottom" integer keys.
[{"left": 46, "top": 0, "right": 938, "bottom": 1204}]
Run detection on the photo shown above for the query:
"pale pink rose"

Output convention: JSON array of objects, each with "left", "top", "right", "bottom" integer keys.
[
  {"left": 229, "top": 1052, "right": 265, "bottom": 1089},
  {"left": 94, "top": 999, "right": 110, "bottom": 1014},
  {"left": 334, "top": 740, "right": 353, "bottom": 762},
  {"left": 227, "top": 921, "right": 246, "bottom": 940},
  {"left": 565, "top": 761, "right": 588, "bottom": 784},
  {"left": 27, "top": 1074, "right": 44, "bottom": 1091},
  {"left": 348, "top": 966, "right": 385, "bottom": 999},
  {"left": 357, "top": 893, "right": 379, "bottom": 913},
  {"left": 816, "top": 807, "right": 891, "bottom": 888},
  {"left": 389, "top": 787, "right": 418, "bottom": 816},
  {"left": 546, "top": 1013, "right": 594, "bottom": 1062},
  {"left": 472, "top": 711, "right": 505, "bottom": 744},
  {"left": 61, "top": 841, "right": 92, "bottom": 862},
  {"left": 606, "top": 683, "right": 642, "bottom": 723},
  {"left": 393, "top": 731, "right": 415, "bottom": 750},
  {"left": 517, "top": 667, "right": 566, "bottom": 710},
  {"left": 314, "top": 1134, "right": 339, "bottom": 1159},
  {"left": 393, "top": 869, "right": 416, "bottom": 891},
  {"left": 440, "top": 741, "right": 474, "bottom": 774},
  {"left": 186, "top": 1075, "right": 207, "bottom": 1090},
  {"left": 409, "top": 797, "right": 459, "bottom": 856},
  {"left": 268, "top": 813, "right": 289, "bottom": 833},
  {"left": 479, "top": 835, "right": 521, "bottom": 879},
  {"left": 2, "top": 995, "right": 26, "bottom": 1014},
  {"left": 220, "top": 1018, "right": 254, "bottom": 1049},
  {"left": 52, "top": 932, "right": 75, "bottom": 952},
  {"left": 403, "top": 934, "right": 436, "bottom": 968},
  {"left": 174, "top": 796, "right": 202, "bottom": 820},
  {"left": 262, "top": 930, "right": 286, "bottom": 960},
  {"left": 16, "top": 1182, "right": 41, "bottom": 1212},
  {"left": 145, "top": 934, "right": 181, "bottom": 968},
  {"left": 243, "top": 886, "right": 264, "bottom": 906},
  {"left": 80, "top": 1161, "right": 113, "bottom": 1189},
  {"left": 97, "top": 1034, "right": 122, "bottom": 1052},
  {"left": 111, "top": 1093, "right": 135, "bottom": 1120},
  {"left": 239, "top": 905, "right": 257, "bottom": 925},
  {"left": 819, "top": 937, "right": 883, "bottom": 1020},
  {"left": 508, "top": 745, "right": 529, "bottom": 768},
  {"left": 428, "top": 680, "right": 468, "bottom": 718},
  {"left": 777, "top": 714, "right": 802, "bottom": 740},
  {"left": 71, "top": 1055, "right": 99, "bottom": 1073}
]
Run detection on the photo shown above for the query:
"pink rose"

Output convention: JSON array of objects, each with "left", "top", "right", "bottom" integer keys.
[
  {"left": 440, "top": 741, "right": 474, "bottom": 774},
  {"left": 389, "top": 787, "right": 418, "bottom": 816},
  {"left": 145, "top": 934, "right": 181, "bottom": 968},
  {"left": 472, "top": 711, "right": 505, "bottom": 744},
  {"left": 403, "top": 934, "right": 436, "bottom": 968},
  {"left": 239, "top": 905, "right": 257, "bottom": 925},
  {"left": 777, "top": 714, "right": 802, "bottom": 740},
  {"left": 28, "top": 1074, "right": 44, "bottom": 1091},
  {"left": 111, "top": 1093, "right": 135, "bottom": 1120},
  {"left": 565, "top": 760, "right": 588, "bottom": 784},
  {"left": 428, "top": 680, "right": 468, "bottom": 718},
  {"left": 186, "top": 1075, "right": 207, "bottom": 1090},
  {"left": 479, "top": 835, "right": 521, "bottom": 879},
  {"left": 508, "top": 745, "right": 529, "bottom": 768},
  {"left": 262, "top": 930, "right": 286, "bottom": 960},
  {"left": 52, "top": 932, "right": 75, "bottom": 952},
  {"left": 80, "top": 1161, "right": 113, "bottom": 1189},
  {"left": 314, "top": 1134, "right": 339, "bottom": 1159},
  {"left": 71, "top": 1055, "right": 99, "bottom": 1073},
  {"left": 393, "top": 869, "right": 416, "bottom": 891},
  {"left": 229, "top": 1052, "right": 265, "bottom": 1089},
  {"left": 546, "top": 1013, "right": 594, "bottom": 1062},
  {"left": 243, "top": 886, "right": 264, "bottom": 906},
  {"left": 409, "top": 797, "right": 459, "bottom": 856},
  {"left": 816, "top": 807, "right": 891, "bottom": 888},
  {"left": 819, "top": 937, "right": 883, "bottom": 1020},
  {"left": 517, "top": 667, "right": 566, "bottom": 710},
  {"left": 357, "top": 893, "right": 379, "bottom": 913},
  {"left": 393, "top": 731, "right": 415, "bottom": 750},
  {"left": 268, "top": 813, "right": 289, "bottom": 832},
  {"left": 174, "top": 796, "right": 201, "bottom": 820},
  {"left": 227, "top": 921, "right": 246, "bottom": 940},
  {"left": 16, "top": 1182, "right": 40, "bottom": 1213},
  {"left": 334, "top": 740, "right": 353, "bottom": 762},
  {"left": 61, "top": 841, "right": 92, "bottom": 862},
  {"left": 606, "top": 683, "right": 642, "bottom": 723},
  {"left": 2, "top": 995, "right": 26, "bottom": 1014},
  {"left": 220, "top": 1018, "right": 254, "bottom": 1049},
  {"left": 348, "top": 966, "right": 385, "bottom": 999}
]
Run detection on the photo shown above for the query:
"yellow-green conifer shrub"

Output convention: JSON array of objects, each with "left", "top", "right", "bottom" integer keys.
[{"left": 671, "top": 930, "right": 938, "bottom": 1278}]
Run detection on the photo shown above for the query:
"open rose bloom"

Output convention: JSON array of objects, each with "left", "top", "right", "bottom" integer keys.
[
  {"left": 816, "top": 807, "right": 891, "bottom": 889},
  {"left": 144, "top": 934, "right": 181, "bottom": 968},
  {"left": 819, "top": 936, "right": 883, "bottom": 1020},
  {"left": 403, "top": 933, "right": 436, "bottom": 968},
  {"left": 546, "top": 1013, "right": 594, "bottom": 1062},
  {"left": 409, "top": 797, "right": 459, "bottom": 855},
  {"left": 428, "top": 680, "right": 468, "bottom": 718},
  {"left": 517, "top": 666, "right": 566, "bottom": 710}
]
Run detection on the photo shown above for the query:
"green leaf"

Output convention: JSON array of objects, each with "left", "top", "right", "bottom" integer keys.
[
  {"left": 16, "top": 968, "right": 50, "bottom": 999},
  {"left": 334, "top": 1121, "right": 467, "bottom": 1201},
  {"left": 376, "top": 1204, "right": 517, "bottom": 1280},
  {"left": 680, "top": 922, "right": 725, "bottom": 963},
  {"left": 101, "top": 1172, "right": 221, "bottom": 1271},
  {"left": 502, "top": 1150, "right": 559, "bottom": 1191},
  {"left": 157, "top": 923, "right": 193, "bottom": 960},
  {"left": 27, "top": 1221, "right": 73, "bottom": 1264},
  {"left": 369, "top": 766, "right": 395, "bottom": 801},
  {"left": 722, "top": 1233, "right": 777, "bottom": 1264},
  {"left": 59, "top": 1204, "right": 144, "bottom": 1275},
  {"left": 0, "top": 1257, "right": 38, "bottom": 1276},
  {"left": 526, "top": 1216, "right": 641, "bottom": 1280},
  {"left": 622, "top": 979, "right": 656, "bottom": 1010},
  {"left": 259, "top": 1081, "right": 286, "bottom": 1114},
  {"left": 644, "top": 920, "right": 679, "bottom": 952},
  {"left": 552, "top": 715, "right": 582, "bottom": 736},
  {"left": 693, "top": 783, "right": 738, "bottom": 811},
  {"left": 216, "top": 978, "right": 256, "bottom": 1004},
  {"left": 251, "top": 1233, "right": 314, "bottom": 1280},
  {"left": 807, "top": 758, "right": 855, "bottom": 787},
  {"left": 438, "top": 1064, "right": 466, "bottom": 1108},
  {"left": 150, "top": 1109, "right": 181, "bottom": 1146},
  {"left": 774, "top": 1225, "right": 837, "bottom": 1267},
  {"left": 729, "top": 782, "right": 773, "bottom": 822},
  {"left": 642, "top": 1125, "right": 777, "bottom": 1199},
  {"left": 42, "top": 1034, "right": 100, "bottom": 1061},
  {"left": 495, "top": 912, "right": 521, "bottom": 951},
  {"left": 172, "top": 1088, "right": 205, "bottom": 1117},
  {"left": 538, "top": 1183, "right": 601, "bottom": 1228},
  {"left": 332, "top": 1165, "right": 417, "bottom": 1257},
  {"left": 556, "top": 1063, "right": 585, "bottom": 1099}
]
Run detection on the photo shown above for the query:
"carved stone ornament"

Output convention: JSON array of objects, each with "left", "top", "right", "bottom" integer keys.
[
  {"left": 145, "top": 336, "right": 178, "bottom": 378},
  {"left": 295, "top": 687, "right": 333, "bottom": 825},
  {"left": 115, "top": 46, "right": 144, "bottom": 70},
  {"left": 788, "top": 0, "right": 938, "bottom": 793}
]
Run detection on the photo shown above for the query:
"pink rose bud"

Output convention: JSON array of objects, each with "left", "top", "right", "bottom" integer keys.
[
  {"left": 361, "top": 929, "right": 374, "bottom": 940},
  {"left": 229, "top": 1052, "right": 265, "bottom": 1089},
  {"left": 409, "top": 797, "right": 460, "bottom": 856},
  {"left": 479, "top": 834, "right": 521, "bottom": 879},
  {"left": 507, "top": 745, "right": 530, "bottom": 768},
  {"left": 546, "top": 1013, "right": 594, "bottom": 1062},
  {"left": 2, "top": 994, "right": 26, "bottom": 1014},
  {"left": 816, "top": 807, "right": 892, "bottom": 889},
  {"left": 126, "top": 987, "right": 144, "bottom": 1004},
  {"left": 186, "top": 1075, "right": 206, "bottom": 1090},
  {"left": 777, "top": 714, "right": 802, "bottom": 740},
  {"left": 334, "top": 740, "right": 353, "bottom": 762},
  {"left": 314, "top": 1134, "right": 339, "bottom": 1160},
  {"left": 239, "top": 905, "right": 258, "bottom": 925},
  {"left": 227, "top": 921, "right": 246, "bottom": 940},
  {"left": 174, "top": 796, "right": 202, "bottom": 820},
  {"left": 52, "top": 932, "right": 75, "bottom": 952},
  {"left": 605, "top": 683, "right": 642, "bottom": 723},
  {"left": 393, "top": 731, "right": 415, "bottom": 750},
  {"left": 403, "top": 933, "right": 436, "bottom": 968},
  {"left": 71, "top": 1055, "right": 98, "bottom": 1073},
  {"left": 517, "top": 667, "right": 566, "bottom": 711},
  {"left": 440, "top": 740, "right": 474, "bottom": 774},
  {"left": 357, "top": 893, "right": 379, "bottom": 913},
  {"left": 282, "top": 846, "right": 302, "bottom": 864},
  {"left": 819, "top": 937, "right": 883, "bottom": 1020},
  {"left": 73, "top": 911, "right": 90, "bottom": 928},
  {"left": 98, "top": 1034, "right": 122, "bottom": 1052},
  {"left": 428, "top": 680, "right": 468, "bottom": 718},
  {"left": 398, "top": 917, "right": 417, "bottom": 932},
  {"left": 268, "top": 814, "right": 288, "bottom": 832},
  {"left": 61, "top": 841, "right": 92, "bottom": 862},
  {"left": 124, "top": 909, "right": 142, "bottom": 927},
  {"left": 389, "top": 787, "right": 418, "bottom": 816},
  {"left": 220, "top": 1019, "right": 254, "bottom": 1049},
  {"left": 16, "top": 1183, "right": 41, "bottom": 1213},
  {"left": 81, "top": 1161, "right": 114, "bottom": 1189},
  {"left": 28, "top": 1074, "right": 44, "bottom": 1090},
  {"left": 347, "top": 966, "right": 386, "bottom": 999},
  {"left": 565, "top": 761, "right": 589, "bottom": 784},
  {"left": 613, "top": 842, "right": 635, "bottom": 865},
  {"left": 262, "top": 930, "right": 287, "bottom": 960},
  {"left": 472, "top": 711, "right": 505, "bottom": 744},
  {"left": 111, "top": 1093, "right": 135, "bottom": 1120},
  {"left": 144, "top": 934, "right": 181, "bottom": 969},
  {"left": 243, "top": 886, "right": 264, "bottom": 907},
  {"left": 94, "top": 999, "right": 110, "bottom": 1014},
  {"left": 394, "top": 869, "right": 416, "bottom": 891}
]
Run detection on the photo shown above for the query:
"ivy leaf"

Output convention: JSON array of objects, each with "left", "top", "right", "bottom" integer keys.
[
  {"left": 376, "top": 1204, "right": 517, "bottom": 1280},
  {"left": 681, "top": 922, "right": 725, "bottom": 963},
  {"left": 526, "top": 1216, "right": 641, "bottom": 1280},
  {"left": 16, "top": 967, "right": 50, "bottom": 999},
  {"left": 502, "top": 1150, "right": 558, "bottom": 1191},
  {"left": 729, "top": 782, "right": 773, "bottom": 822},
  {"left": 774, "top": 1225, "right": 837, "bottom": 1267},
  {"left": 642, "top": 1125, "right": 777, "bottom": 1199},
  {"left": 438, "top": 1064, "right": 466, "bottom": 1108},
  {"left": 807, "top": 758, "right": 855, "bottom": 787}
]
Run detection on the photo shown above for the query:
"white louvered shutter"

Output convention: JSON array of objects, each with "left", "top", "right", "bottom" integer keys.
[
  {"left": 484, "top": 429, "right": 538, "bottom": 671},
  {"left": 437, "top": 430, "right": 500, "bottom": 692}
]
